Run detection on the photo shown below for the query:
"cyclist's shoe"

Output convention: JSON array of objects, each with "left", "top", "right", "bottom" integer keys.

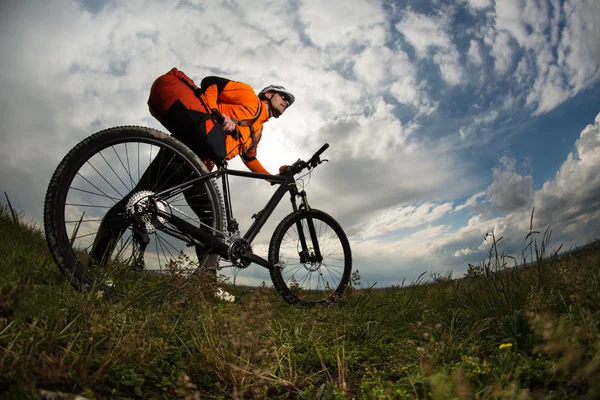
[{"left": 215, "top": 288, "right": 236, "bottom": 302}]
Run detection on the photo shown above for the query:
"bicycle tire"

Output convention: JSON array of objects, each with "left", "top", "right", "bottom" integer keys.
[
  {"left": 44, "top": 126, "right": 225, "bottom": 294},
  {"left": 268, "top": 209, "right": 352, "bottom": 306}
]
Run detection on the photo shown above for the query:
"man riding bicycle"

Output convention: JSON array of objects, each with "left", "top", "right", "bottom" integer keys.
[
  {"left": 148, "top": 69, "right": 295, "bottom": 173},
  {"left": 90, "top": 68, "right": 295, "bottom": 272}
]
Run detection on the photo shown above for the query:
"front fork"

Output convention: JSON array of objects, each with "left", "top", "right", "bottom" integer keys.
[{"left": 292, "top": 190, "right": 323, "bottom": 263}]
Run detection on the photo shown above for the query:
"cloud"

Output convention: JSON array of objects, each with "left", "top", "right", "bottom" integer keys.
[
  {"left": 394, "top": 10, "right": 464, "bottom": 86},
  {"left": 485, "top": 30, "right": 515, "bottom": 76},
  {"left": 298, "top": 0, "right": 386, "bottom": 47},
  {"left": 354, "top": 46, "right": 402, "bottom": 88},
  {"left": 467, "top": 39, "right": 484, "bottom": 65},
  {"left": 533, "top": 113, "right": 600, "bottom": 231},
  {"left": 483, "top": 0, "right": 600, "bottom": 115},
  {"left": 359, "top": 202, "right": 454, "bottom": 240},
  {"left": 395, "top": 12, "right": 449, "bottom": 58},
  {"left": 487, "top": 156, "right": 533, "bottom": 212},
  {"left": 487, "top": 169, "right": 534, "bottom": 213},
  {"left": 455, "top": 191, "right": 486, "bottom": 212}
]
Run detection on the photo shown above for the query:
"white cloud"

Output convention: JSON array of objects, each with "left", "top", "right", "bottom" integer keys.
[
  {"left": 458, "top": 110, "right": 499, "bottom": 141},
  {"left": 482, "top": 0, "right": 600, "bottom": 115},
  {"left": 467, "top": 39, "right": 484, "bottom": 65},
  {"left": 534, "top": 113, "right": 600, "bottom": 230},
  {"left": 454, "top": 247, "right": 473, "bottom": 257},
  {"left": 298, "top": 0, "right": 386, "bottom": 47},
  {"left": 359, "top": 202, "right": 454, "bottom": 240},
  {"left": 485, "top": 29, "right": 514, "bottom": 76},
  {"left": 455, "top": 191, "right": 487, "bottom": 212},
  {"left": 558, "top": 0, "right": 600, "bottom": 92},
  {"left": 395, "top": 12, "right": 449, "bottom": 58},
  {"left": 395, "top": 11, "right": 464, "bottom": 85},
  {"left": 465, "top": 0, "right": 493, "bottom": 10},
  {"left": 434, "top": 49, "right": 464, "bottom": 86},
  {"left": 354, "top": 46, "right": 397, "bottom": 88}
]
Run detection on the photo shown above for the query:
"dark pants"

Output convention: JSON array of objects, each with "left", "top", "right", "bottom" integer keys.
[{"left": 90, "top": 101, "right": 220, "bottom": 267}]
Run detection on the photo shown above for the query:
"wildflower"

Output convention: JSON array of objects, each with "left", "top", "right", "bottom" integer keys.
[{"left": 499, "top": 343, "right": 513, "bottom": 350}]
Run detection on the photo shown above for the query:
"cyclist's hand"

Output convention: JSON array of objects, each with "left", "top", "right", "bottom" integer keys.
[
  {"left": 279, "top": 165, "right": 292, "bottom": 176},
  {"left": 268, "top": 166, "right": 293, "bottom": 185},
  {"left": 221, "top": 115, "right": 237, "bottom": 133}
]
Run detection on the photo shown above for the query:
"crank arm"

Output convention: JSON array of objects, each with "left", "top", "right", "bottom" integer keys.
[{"left": 239, "top": 250, "right": 272, "bottom": 270}]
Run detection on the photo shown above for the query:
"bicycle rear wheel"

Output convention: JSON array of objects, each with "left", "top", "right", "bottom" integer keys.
[
  {"left": 44, "top": 126, "right": 224, "bottom": 294},
  {"left": 268, "top": 209, "right": 352, "bottom": 306}
]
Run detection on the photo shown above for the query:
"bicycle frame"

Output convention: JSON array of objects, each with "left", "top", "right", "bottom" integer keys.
[{"left": 153, "top": 163, "right": 321, "bottom": 271}]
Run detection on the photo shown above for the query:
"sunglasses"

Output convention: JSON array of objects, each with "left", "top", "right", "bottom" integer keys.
[{"left": 278, "top": 93, "right": 290, "bottom": 103}]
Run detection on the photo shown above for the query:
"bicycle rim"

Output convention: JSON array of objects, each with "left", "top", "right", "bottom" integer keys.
[{"left": 269, "top": 209, "right": 352, "bottom": 305}]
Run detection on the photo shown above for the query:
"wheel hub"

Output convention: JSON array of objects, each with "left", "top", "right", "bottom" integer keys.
[
  {"left": 124, "top": 190, "right": 169, "bottom": 233},
  {"left": 305, "top": 258, "right": 322, "bottom": 272}
]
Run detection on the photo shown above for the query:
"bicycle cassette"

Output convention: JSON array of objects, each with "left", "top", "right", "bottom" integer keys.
[{"left": 125, "top": 190, "right": 169, "bottom": 233}]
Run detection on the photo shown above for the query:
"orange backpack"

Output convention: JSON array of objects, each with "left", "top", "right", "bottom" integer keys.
[
  {"left": 147, "top": 68, "right": 226, "bottom": 164},
  {"left": 148, "top": 68, "right": 209, "bottom": 119}
]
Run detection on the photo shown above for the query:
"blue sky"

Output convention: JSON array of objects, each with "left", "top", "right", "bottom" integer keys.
[{"left": 0, "top": 0, "right": 599, "bottom": 286}]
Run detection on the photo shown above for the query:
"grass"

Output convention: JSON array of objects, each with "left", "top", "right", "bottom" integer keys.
[{"left": 1, "top": 199, "right": 600, "bottom": 399}]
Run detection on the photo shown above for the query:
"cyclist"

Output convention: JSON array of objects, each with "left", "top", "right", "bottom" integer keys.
[
  {"left": 148, "top": 69, "right": 295, "bottom": 173},
  {"left": 89, "top": 69, "right": 295, "bottom": 288}
]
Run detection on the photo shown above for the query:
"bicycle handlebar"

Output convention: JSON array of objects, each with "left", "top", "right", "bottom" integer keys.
[
  {"left": 285, "top": 143, "right": 330, "bottom": 176},
  {"left": 310, "top": 143, "right": 329, "bottom": 164}
]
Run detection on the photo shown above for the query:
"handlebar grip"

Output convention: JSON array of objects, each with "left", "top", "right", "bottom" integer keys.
[{"left": 314, "top": 143, "right": 329, "bottom": 159}]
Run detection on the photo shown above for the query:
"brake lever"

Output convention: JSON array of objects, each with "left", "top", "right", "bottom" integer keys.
[{"left": 308, "top": 157, "right": 328, "bottom": 169}]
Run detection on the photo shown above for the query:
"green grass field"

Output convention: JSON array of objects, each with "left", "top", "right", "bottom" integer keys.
[{"left": 1, "top": 200, "right": 599, "bottom": 399}]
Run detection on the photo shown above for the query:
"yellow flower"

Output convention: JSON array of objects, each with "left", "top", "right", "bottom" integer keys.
[{"left": 499, "top": 343, "right": 513, "bottom": 350}]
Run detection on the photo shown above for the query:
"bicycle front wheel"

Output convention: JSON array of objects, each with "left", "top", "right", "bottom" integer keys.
[
  {"left": 268, "top": 209, "right": 352, "bottom": 306},
  {"left": 44, "top": 126, "right": 225, "bottom": 294}
]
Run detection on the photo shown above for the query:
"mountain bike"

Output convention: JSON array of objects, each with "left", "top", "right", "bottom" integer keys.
[{"left": 43, "top": 126, "right": 352, "bottom": 305}]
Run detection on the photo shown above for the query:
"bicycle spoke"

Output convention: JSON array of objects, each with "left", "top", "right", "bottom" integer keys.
[
  {"left": 100, "top": 148, "right": 130, "bottom": 193},
  {"left": 85, "top": 159, "right": 125, "bottom": 199},
  {"left": 76, "top": 172, "right": 120, "bottom": 205},
  {"left": 124, "top": 142, "right": 135, "bottom": 189},
  {"left": 70, "top": 187, "right": 121, "bottom": 202}
]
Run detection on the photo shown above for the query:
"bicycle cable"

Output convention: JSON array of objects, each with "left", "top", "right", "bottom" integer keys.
[{"left": 165, "top": 201, "right": 227, "bottom": 237}]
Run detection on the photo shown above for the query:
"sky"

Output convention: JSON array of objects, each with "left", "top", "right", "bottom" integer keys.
[{"left": 0, "top": 0, "right": 599, "bottom": 287}]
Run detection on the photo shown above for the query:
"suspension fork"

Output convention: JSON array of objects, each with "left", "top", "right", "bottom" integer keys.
[{"left": 292, "top": 190, "right": 323, "bottom": 263}]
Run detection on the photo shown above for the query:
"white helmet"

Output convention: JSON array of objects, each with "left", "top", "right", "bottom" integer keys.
[{"left": 258, "top": 85, "right": 295, "bottom": 106}]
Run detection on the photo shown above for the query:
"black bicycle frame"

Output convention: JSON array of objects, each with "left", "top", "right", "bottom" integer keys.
[{"left": 153, "top": 164, "right": 322, "bottom": 270}]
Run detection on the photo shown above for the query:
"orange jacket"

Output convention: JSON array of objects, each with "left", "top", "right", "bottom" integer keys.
[
  {"left": 148, "top": 69, "right": 272, "bottom": 174},
  {"left": 201, "top": 76, "right": 271, "bottom": 174}
]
